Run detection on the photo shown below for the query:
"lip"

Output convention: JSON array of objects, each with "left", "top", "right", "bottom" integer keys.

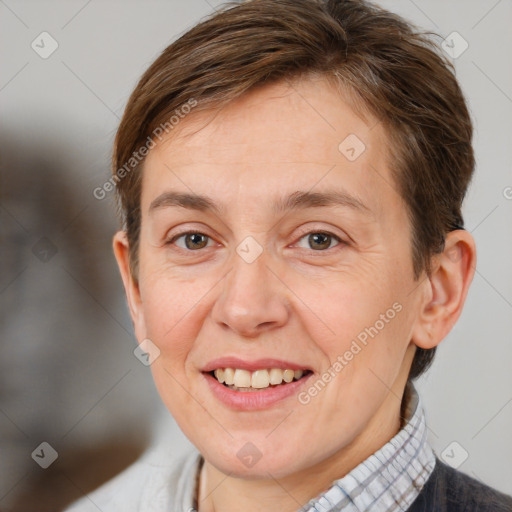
[
  {"left": 203, "top": 370, "right": 313, "bottom": 411},
  {"left": 201, "top": 357, "right": 312, "bottom": 373}
]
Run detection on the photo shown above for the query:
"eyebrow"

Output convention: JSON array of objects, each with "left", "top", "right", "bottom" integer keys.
[{"left": 149, "top": 189, "right": 372, "bottom": 216}]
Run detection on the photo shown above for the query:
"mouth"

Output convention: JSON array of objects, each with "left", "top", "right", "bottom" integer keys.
[{"left": 206, "top": 367, "right": 313, "bottom": 392}]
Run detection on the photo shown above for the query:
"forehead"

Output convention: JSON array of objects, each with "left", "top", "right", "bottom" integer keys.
[{"left": 141, "top": 77, "right": 399, "bottom": 220}]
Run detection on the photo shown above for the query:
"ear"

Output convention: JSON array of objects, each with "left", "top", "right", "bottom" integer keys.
[
  {"left": 113, "top": 231, "right": 147, "bottom": 340},
  {"left": 412, "top": 230, "right": 477, "bottom": 350}
]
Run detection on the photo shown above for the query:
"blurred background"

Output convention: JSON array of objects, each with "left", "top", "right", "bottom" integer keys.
[{"left": 0, "top": 1, "right": 511, "bottom": 510}]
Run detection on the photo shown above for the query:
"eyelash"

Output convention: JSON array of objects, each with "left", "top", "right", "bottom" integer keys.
[{"left": 166, "top": 230, "right": 346, "bottom": 253}]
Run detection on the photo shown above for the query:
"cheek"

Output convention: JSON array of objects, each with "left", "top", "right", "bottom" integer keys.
[
  {"left": 139, "top": 274, "right": 211, "bottom": 428},
  {"left": 301, "top": 276, "right": 390, "bottom": 345},
  {"left": 139, "top": 271, "right": 212, "bottom": 364},
  {"left": 304, "top": 271, "right": 410, "bottom": 383}
]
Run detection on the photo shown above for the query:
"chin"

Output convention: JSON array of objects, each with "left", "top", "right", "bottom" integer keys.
[
  {"left": 210, "top": 453, "right": 300, "bottom": 480},
  {"left": 200, "top": 436, "right": 314, "bottom": 480}
]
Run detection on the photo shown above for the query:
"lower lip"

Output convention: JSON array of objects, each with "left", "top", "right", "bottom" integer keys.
[{"left": 203, "top": 372, "right": 313, "bottom": 411}]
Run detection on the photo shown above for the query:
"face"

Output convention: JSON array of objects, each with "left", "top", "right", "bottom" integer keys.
[{"left": 117, "top": 77, "right": 427, "bottom": 479}]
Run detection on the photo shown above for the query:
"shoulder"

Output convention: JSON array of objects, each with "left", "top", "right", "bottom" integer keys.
[
  {"left": 408, "top": 457, "right": 512, "bottom": 512},
  {"left": 63, "top": 446, "right": 201, "bottom": 512}
]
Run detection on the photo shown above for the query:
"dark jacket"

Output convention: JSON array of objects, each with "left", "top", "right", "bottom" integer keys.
[{"left": 408, "top": 457, "right": 512, "bottom": 511}]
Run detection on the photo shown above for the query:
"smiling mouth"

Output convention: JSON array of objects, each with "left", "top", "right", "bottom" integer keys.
[{"left": 208, "top": 367, "right": 312, "bottom": 392}]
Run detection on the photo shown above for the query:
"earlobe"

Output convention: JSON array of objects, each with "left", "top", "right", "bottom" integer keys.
[
  {"left": 412, "top": 230, "right": 477, "bottom": 350},
  {"left": 112, "top": 231, "right": 146, "bottom": 338}
]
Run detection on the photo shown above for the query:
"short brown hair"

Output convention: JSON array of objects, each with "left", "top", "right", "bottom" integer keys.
[{"left": 112, "top": 0, "right": 474, "bottom": 380}]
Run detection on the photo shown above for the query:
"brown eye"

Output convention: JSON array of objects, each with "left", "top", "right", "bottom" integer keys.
[
  {"left": 307, "top": 232, "right": 337, "bottom": 250},
  {"left": 309, "top": 233, "right": 331, "bottom": 250},
  {"left": 295, "top": 231, "right": 342, "bottom": 251},
  {"left": 185, "top": 233, "right": 209, "bottom": 249},
  {"left": 170, "top": 232, "right": 212, "bottom": 250}
]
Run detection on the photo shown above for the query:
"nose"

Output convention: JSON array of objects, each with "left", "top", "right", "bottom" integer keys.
[{"left": 211, "top": 246, "right": 290, "bottom": 338}]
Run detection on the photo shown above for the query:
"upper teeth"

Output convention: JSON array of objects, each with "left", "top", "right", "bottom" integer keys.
[{"left": 213, "top": 368, "right": 304, "bottom": 389}]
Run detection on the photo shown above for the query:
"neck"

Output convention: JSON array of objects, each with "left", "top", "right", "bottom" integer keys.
[{"left": 197, "top": 388, "right": 406, "bottom": 512}]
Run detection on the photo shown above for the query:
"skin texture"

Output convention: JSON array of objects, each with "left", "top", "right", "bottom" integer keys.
[{"left": 113, "top": 77, "right": 476, "bottom": 512}]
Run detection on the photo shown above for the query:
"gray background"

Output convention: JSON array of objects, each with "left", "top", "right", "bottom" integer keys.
[{"left": 1, "top": 0, "right": 511, "bottom": 510}]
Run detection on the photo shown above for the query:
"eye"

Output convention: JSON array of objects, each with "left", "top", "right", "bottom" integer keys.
[
  {"left": 167, "top": 232, "right": 214, "bottom": 251},
  {"left": 295, "top": 231, "right": 343, "bottom": 251}
]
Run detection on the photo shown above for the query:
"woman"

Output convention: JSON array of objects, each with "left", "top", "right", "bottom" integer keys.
[{"left": 67, "top": 0, "right": 512, "bottom": 510}]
